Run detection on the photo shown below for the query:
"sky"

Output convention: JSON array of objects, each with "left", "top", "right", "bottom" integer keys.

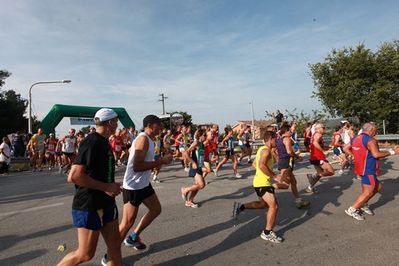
[{"left": 1, "top": 0, "right": 399, "bottom": 133}]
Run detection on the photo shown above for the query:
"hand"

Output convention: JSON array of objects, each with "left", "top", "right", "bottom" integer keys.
[
  {"left": 162, "top": 154, "right": 173, "bottom": 164},
  {"left": 296, "top": 155, "right": 303, "bottom": 161},
  {"left": 105, "top": 182, "right": 122, "bottom": 197},
  {"left": 192, "top": 162, "right": 197, "bottom": 169},
  {"left": 394, "top": 147, "right": 399, "bottom": 155}
]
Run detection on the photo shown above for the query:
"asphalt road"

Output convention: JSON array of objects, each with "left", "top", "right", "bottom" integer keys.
[{"left": 1, "top": 154, "right": 399, "bottom": 266}]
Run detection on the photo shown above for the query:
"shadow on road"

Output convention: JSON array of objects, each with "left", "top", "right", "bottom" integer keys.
[{"left": 0, "top": 249, "right": 48, "bottom": 265}]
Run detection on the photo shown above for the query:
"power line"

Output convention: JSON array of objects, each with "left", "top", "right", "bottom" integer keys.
[{"left": 158, "top": 93, "right": 168, "bottom": 115}]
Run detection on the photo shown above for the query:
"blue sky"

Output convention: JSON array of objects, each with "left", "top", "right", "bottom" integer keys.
[{"left": 1, "top": 0, "right": 399, "bottom": 133}]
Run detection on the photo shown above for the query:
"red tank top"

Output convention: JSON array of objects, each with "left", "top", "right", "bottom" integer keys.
[
  {"left": 331, "top": 132, "right": 342, "bottom": 148},
  {"left": 310, "top": 133, "right": 326, "bottom": 160}
]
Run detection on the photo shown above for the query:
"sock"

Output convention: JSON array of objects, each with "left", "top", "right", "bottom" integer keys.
[
  {"left": 129, "top": 231, "right": 138, "bottom": 241},
  {"left": 239, "top": 205, "right": 245, "bottom": 211},
  {"left": 263, "top": 229, "right": 271, "bottom": 235}
]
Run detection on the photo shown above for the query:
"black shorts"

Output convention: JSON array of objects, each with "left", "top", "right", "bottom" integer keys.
[
  {"left": 123, "top": 184, "right": 155, "bottom": 207},
  {"left": 225, "top": 150, "right": 235, "bottom": 158},
  {"left": 254, "top": 186, "right": 275, "bottom": 197},
  {"left": 310, "top": 160, "right": 329, "bottom": 166},
  {"left": 62, "top": 152, "right": 75, "bottom": 157},
  {"left": 304, "top": 139, "right": 310, "bottom": 147},
  {"left": 278, "top": 157, "right": 294, "bottom": 170}
]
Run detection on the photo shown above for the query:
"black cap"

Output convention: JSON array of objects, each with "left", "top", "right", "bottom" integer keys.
[{"left": 143, "top": 115, "right": 161, "bottom": 128}]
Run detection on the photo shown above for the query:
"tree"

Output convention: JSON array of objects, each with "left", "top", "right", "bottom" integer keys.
[
  {"left": 310, "top": 41, "right": 399, "bottom": 133},
  {"left": 0, "top": 69, "right": 41, "bottom": 137},
  {"left": 163, "top": 111, "right": 196, "bottom": 131}
]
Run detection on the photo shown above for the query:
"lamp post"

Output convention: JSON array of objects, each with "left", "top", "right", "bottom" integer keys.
[
  {"left": 28, "top": 80, "right": 71, "bottom": 134},
  {"left": 250, "top": 101, "right": 255, "bottom": 139}
]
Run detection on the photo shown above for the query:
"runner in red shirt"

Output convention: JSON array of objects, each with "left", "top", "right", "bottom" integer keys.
[{"left": 306, "top": 123, "right": 334, "bottom": 193}]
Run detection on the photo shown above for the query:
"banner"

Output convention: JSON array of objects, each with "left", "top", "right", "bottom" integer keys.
[{"left": 70, "top": 117, "right": 95, "bottom": 125}]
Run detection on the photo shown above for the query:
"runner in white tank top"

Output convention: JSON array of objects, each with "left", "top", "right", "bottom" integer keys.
[
  {"left": 123, "top": 132, "right": 155, "bottom": 190},
  {"left": 101, "top": 115, "right": 172, "bottom": 264}
]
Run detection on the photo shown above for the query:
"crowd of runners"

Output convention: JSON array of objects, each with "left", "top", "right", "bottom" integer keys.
[
  {"left": 50, "top": 108, "right": 399, "bottom": 266},
  {"left": 2, "top": 109, "right": 397, "bottom": 265}
]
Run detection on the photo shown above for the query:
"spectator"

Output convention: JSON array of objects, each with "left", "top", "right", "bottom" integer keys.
[
  {"left": 12, "top": 131, "right": 25, "bottom": 157},
  {"left": 0, "top": 137, "right": 11, "bottom": 175}
]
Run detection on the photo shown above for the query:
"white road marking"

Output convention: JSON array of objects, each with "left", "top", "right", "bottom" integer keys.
[{"left": 0, "top": 202, "right": 64, "bottom": 217}]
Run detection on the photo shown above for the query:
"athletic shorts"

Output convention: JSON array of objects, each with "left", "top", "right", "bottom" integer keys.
[
  {"left": 63, "top": 152, "right": 75, "bottom": 157},
  {"left": 72, "top": 204, "right": 118, "bottom": 231},
  {"left": 154, "top": 154, "right": 161, "bottom": 161},
  {"left": 179, "top": 147, "right": 186, "bottom": 153},
  {"left": 278, "top": 157, "right": 294, "bottom": 170},
  {"left": 55, "top": 152, "right": 63, "bottom": 156},
  {"left": 188, "top": 167, "right": 203, "bottom": 177},
  {"left": 239, "top": 145, "right": 246, "bottom": 150},
  {"left": 304, "top": 139, "right": 310, "bottom": 147},
  {"left": 225, "top": 150, "right": 235, "bottom": 158},
  {"left": 245, "top": 143, "right": 251, "bottom": 148},
  {"left": 333, "top": 147, "right": 343, "bottom": 156},
  {"left": 254, "top": 186, "right": 275, "bottom": 197},
  {"left": 361, "top": 174, "right": 379, "bottom": 186},
  {"left": 310, "top": 160, "right": 328, "bottom": 166},
  {"left": 123, "top": 184, "right": 155, "bottom": 207}
]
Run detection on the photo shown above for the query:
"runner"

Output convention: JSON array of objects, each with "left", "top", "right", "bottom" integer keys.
[
  {"left": 303, "top": 122, "right": 312, "bottom": 152},
  {"left": 341, "top": 121, "right": 355, "bottom": 158},
  {"left": 210, "top": 124, "right": 220, "bottom": 165},
  {"left": 277, "top": 124, "right": 310, "bottom": 208},
  {"left": 112, "top": 115, "right": 172, "bottom": 260},
  {"left": 110, "top": 129, "right": 123, "bottom": 166},
  {"left": 238, "top": 125, "right": 253, "bottom": 164},
  {"left": 331, "top": 126, "right": 349, "bottom": 175},
  {"left": 57, "top": 108, "right": 122, "bottom": 266},
  {"left": 233, "top": 130, "right": 283, "bottom": 243},
  {"left": 175, "top": 124, "right": 191, "bottom": 171},
  {"left": 152, "top": 134, "right": 162, "bottom": 183},
  {"left": 60, "top": 129, "right": 77, "bottom": 174},
  {"left": 306, "top": 123, "right": 335, "bottom": 193},
  {"left": 120, "top": 128, "right": 130, "bottom": 165},
  {"left": 162, "top": 129, "right": 173, "bottom": 154},
  {"left": 180, "top": 129, "right": 210, "bottom": 208},
  {"left": 214, "top": 126, "right": 242, "bottom": 178},
  {"left": 45, "top": 133, "right": 57, "bottom": 170},
  {"left": 30, "top": 128, "right": 46, "bottom": 171},
  {"left": 345, "top": 123, "right": 399, "bottom": 220}
]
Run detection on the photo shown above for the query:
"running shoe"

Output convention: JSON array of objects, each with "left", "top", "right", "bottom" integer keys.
[
  {"left": 235, "top": 173, "right": 242, "bottom": 178},
  {"left": 305, "top": 185, "right": 318, "bottom": 194},
  {"left": 260, "top": 230, "right": 283, "bottom": 243},
  {"left": 345, "top": 207, "right": 365, "bottom": 221},
  {"left": 337, "top": 169, "right": 344, "bottom": 175},
  {"left": 123, "top": 235, "right": 147, "bottom": 250},
  {"left": 152, "top": 175, "right": 160, "bottom": 183},
  {"left": 181, "top": 187, "right": 188, "bottom": 201},
  {"left": 233, "top": 202, "right": 243, "bottom": 218},
  {"left": 361, "top": 204, "right": 374, "bottom": 216},
  {"left": 184, "top": 167, "right": 189, "bottom": 172},
  {"left": 185, "top": 202, "right": 199, "bottom": 208},
  {"left": 101, "top": 254, "right": 108, "bottom": 266},
  {"left": 213, "top": 169, "right": 219, "bottom": 176},
  {"left": 295, "top": 198, "right": 310, "bottom": 209}
]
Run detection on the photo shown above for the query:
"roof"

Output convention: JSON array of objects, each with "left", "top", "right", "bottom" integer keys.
[{"left": 233, "top": 119, "right": 274, "bottom": 129}]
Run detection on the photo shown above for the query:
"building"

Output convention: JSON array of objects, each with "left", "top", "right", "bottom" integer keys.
[{"left": 232, "top": 120, "right": 274, "bottom": 139}]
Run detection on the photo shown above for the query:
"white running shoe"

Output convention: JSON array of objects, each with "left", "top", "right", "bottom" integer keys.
[
  {"left": 361, "top": 204, "right": 374, "bottom": 216},
  {"left": 184, "top": 167, "right": 189, "bottom": 172},
  {"left": 260, "top": 230, "right": 283, "bottom": 243},
  {"left": 235, "top": 173, "right": 242, "bottom": 178},
  {"left": 185, "top": 202, "right": 199, "bottom": 208},
  {"left": 345, "top": 207, "right": 365, "bottom": 221},
  {"left": 213, "top": 169, "right": 219, "bottom": 176}
]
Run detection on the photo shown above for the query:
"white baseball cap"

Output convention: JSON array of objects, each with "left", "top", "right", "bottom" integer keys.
[{"left": 94, "top": 108, "right": 118, "bottom": 122}]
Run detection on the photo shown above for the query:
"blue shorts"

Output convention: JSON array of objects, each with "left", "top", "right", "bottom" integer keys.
[
  {"left": 333, "top": 147, "right": 343, "bottom": 156},
  {"left": 72, "top": 204, "right": 118, "bottom": 231},
  {"left": 154, "top": 154, "right": 161, "bottom": 160},
  {"left": 361, "top": 174, "right": 379, "bottom": 186}
]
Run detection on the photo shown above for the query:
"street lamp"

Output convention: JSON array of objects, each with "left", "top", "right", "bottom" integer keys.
[
  {"left": 249, "top": 101, "right": 255, "bottom": 139},
  {"left": 28, "top": 80, "right": 71, "bottom": 134}
]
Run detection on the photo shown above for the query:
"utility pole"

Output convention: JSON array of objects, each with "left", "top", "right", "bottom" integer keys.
[{"left": 159, "top": 93, "right": 168, "bottom": 115}]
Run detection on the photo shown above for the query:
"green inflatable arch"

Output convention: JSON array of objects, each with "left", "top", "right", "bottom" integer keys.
[{"left": 40, "top": 104, "right": 135, "bottom": 134}]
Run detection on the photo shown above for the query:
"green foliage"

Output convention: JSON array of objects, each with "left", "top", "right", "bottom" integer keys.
[
  {"left": 0, "top": 70, "right": 11, "bottom": 88},
  {"left": 310, "top": 41, "right": 399, "bottom": 133}
]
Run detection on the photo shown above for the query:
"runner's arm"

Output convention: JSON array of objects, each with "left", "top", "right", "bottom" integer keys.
[
  {"left": 313, "top": 133, "right": 325, "bottom": 152},
  {"left": 133, "top": 135, "right": 170, "bottom": 172},
  {"left": 67, "top": 164, "right": 121, "bottom": 196},
  {"left": 283, "top": 137, "right": 296, "bottom": 157},
  {"left": 367, "top": 139, "right": 398, "bottom": 159}
]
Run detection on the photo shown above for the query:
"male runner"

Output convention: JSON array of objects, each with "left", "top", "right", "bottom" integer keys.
[
  {"left": 102, "top": 115, "right": 172, "bottom": 265},
  {"left": 233, "top": 131, "right": 283, "bottom": 243},
  {"left": 58, "top": 108, "right": 122, "bottom": 266},
  {"left": 306, "top": 123, "right": 335, "bottom": 193},
  {"left": 345, "top": 123, "right": 399, "bottom": 220},
  {"left": 30, "top": 128, "right": 46, "bottom": 171}
]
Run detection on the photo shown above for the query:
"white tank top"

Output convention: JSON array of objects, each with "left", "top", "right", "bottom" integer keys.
[
  {"left": 62, "top": 137, "right": 76, "bottom": 153},
  {"left": 342, "top": 129, "right": 351, "bottom": 145},
  {"left": 123, "top": 132, "right": 155, "bottom": 190}
]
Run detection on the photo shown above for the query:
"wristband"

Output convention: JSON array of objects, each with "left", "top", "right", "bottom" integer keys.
[{"left": 389, "top": 149, "right": 395, "bottom": 156}]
